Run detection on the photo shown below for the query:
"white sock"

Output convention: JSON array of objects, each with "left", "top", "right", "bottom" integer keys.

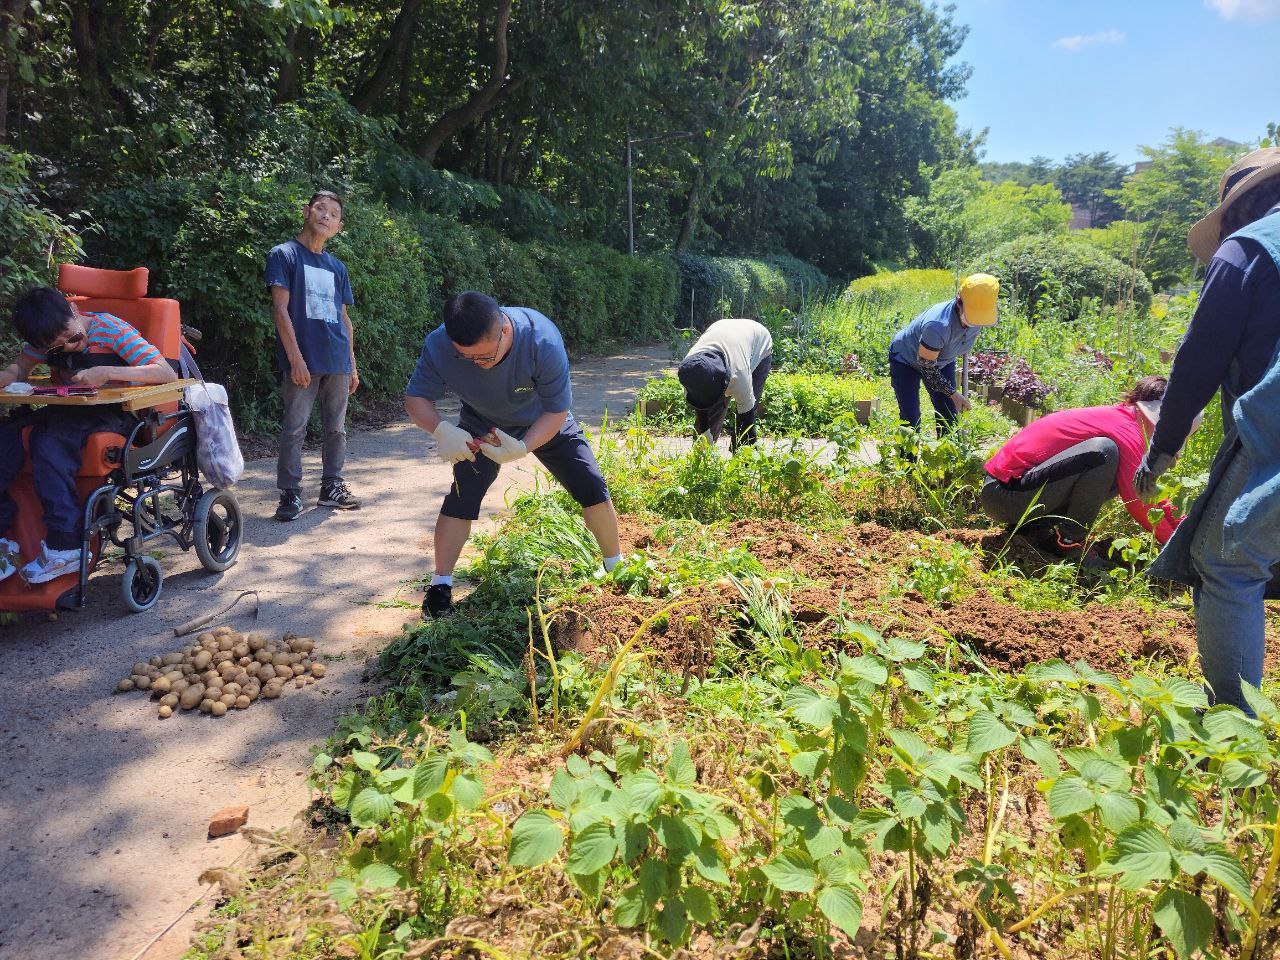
[
  {"left": 431, "top": 574, "right": 453, "bottom": 587},
  {"left": 602, "top": 554, "right": 622, "bottom": 573}
]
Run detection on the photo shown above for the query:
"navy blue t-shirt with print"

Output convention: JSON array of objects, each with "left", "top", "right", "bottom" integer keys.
[{"left": 264, "top": 239, "right": 355, "bottom": 375}]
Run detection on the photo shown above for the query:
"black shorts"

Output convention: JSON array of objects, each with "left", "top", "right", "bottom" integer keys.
[{"left": 440, "top": 424, "right": 611, "bottom": 521}]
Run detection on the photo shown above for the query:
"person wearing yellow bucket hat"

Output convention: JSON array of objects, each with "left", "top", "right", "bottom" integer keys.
[
  {"left": 1135, "top": 146, "right": 1280, "bottom": 713},
  {"left": 888, "top": 273, "right": 998, "bottom": 435}
]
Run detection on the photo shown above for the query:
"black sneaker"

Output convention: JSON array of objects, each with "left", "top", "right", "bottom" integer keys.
[
  {"left": 319, "top": 479, "right": 361, "bottom": 510},
  {"left": 274, "top": 489, "right": 303, "bottom": 521},
  {"left": 423, "top": 584, "right": 455, "bottom": 620}
]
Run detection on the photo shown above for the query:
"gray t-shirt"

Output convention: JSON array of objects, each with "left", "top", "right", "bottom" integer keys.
[{"left": 405, "top": 306, "right": 574, "bottom": 436}]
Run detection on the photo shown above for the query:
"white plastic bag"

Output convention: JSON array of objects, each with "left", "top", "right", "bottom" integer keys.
[{"left": 185, "top": 382, "right": 244, "bottom": 488}]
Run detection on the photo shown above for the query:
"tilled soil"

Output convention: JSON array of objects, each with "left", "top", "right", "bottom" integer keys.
[{"left": 568, "top": 513, "right": 1205, "bottom": 676}]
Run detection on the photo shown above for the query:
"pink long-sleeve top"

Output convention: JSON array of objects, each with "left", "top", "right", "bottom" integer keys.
[{"left": 984, "top": 403, "right": 1182, "bottom": 544}]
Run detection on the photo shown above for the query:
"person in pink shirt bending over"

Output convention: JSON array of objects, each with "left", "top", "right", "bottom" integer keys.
[{"left": 981, "top": 376, "right": 1198, "bottom": 558}]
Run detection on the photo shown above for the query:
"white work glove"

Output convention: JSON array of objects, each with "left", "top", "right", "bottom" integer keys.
[
  {"left": 1133, "top": 448, "right": 1176, "bottom": 500},
  {"left": 479, "top": 428, "right": 528, "bottom": 465},
  {"left": 431, "top": 420, "right": 476, "bottom": 464}
]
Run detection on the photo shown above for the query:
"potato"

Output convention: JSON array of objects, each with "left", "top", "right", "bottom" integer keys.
[
  {"left": 216, "top": 636, "right": 235, "bottom": 652},
  {"left": 217, "top": 661, "right": 237, "bottom": 677},
  {"left": 199, "top": 698, "right": 214, "bottom": 713},
  {"left": 261, "top": 684, "right": 281, "bottom": 700},
  {"left": 158, "top": 705, "right": 173, "bottom": 719},
  {"left": 117, "top": 678, "right": 135, "bottom": 693},
  {"left": 164, "top": 669, "right": 184, "bottom": 683},
  {"left": 180, "top": 685, "right": 205, "bottom": 710},
  {"left": 223, "top": 682, "right": 242, "bottom": 698},
  {"left": 159, "top": 693, "right": 179, "bottom": 708},
  {"left": 247, "top": 633, "right": 267, "bottom": 652},
  {"left": 214, "top": 650, "right": 233, "bottom": 664},
  {"left": 219, "top": 692, "right": 236, "bottom": 707},
  {"left": 131, "top": 661, "right": 150, "bottom": 675},
  {"left": 210, "top": 701, "right": 228, "bottom": 717},
  {"left": 237, "top": 656, "right": 251, "bottom": 667},
  {"left": 172, "top": 678, "right": 190, "bottom": 695},
  {"left": 132, "top": 674, "right": 152, "bottom": 691},
  {"left": 198, "top": 632, "right": 216, "bottom": 645},
  {"left": 298, "top": 639, "right": 315, "bottom": 654},
  {"left": 254, "top": 649, "right": 273, "bottom": 665},
  {"left": 181, "top": 664, "right": 196, "bottom": 677},
  {"left": 274, "top": 664, "right": 293, "bottom": 680},
  {"left": 303, "top": 676, "right": 315, "bottom": 685},
  {"left": 162, "top": 652, "right": 184, "bottom": 666},
  {"left": 234, "top": 695, "right": 250, "bottom": 710},
  {"left": 244, "top": 685, "right": 260, "bottom": 702},
  {"left": 232, "top": 642, "right": 249, "bottom": 659},
  {"left": 214, "top": 625, "right": 232, "bottom": 638},
  {"left": 153, "top": 676, "right": 173, "bottom": 695},
  {"left": 149, "top": 655, "right": 163, "bottom": 667},
  {"left": 271, "top": 652, "right": 291, "bottom": 667},
  {"left": 147, "top": 665, "right": 162, "bottom": 678},
  {"left": 193, "top": 650, "right": 212, "bottom": 670},
  {"left": 310, "top": 663, "right": 326, "bottom": 678}
]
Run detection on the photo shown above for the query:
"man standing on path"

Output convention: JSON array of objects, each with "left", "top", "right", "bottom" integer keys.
[
  {"left": 404, "top": 291, "right": 623, "bottom": 620},
  {"left": 677, "top": 317, "right": 773, "bottom": 449},
  {"left": 265, "top": 189, "right": 362, "bottom": 522},
  {"left": 888, "top": 274, "right": 999, "bottom": 435}
]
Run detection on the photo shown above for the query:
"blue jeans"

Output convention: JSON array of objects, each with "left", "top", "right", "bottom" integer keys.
[
  {"left": 1189, "top": 449, "right": 1276, "bottom": 712},
  {"left": 889, "top": 356, "right": 958, "bottom": 435},
  {"left": 0, "top": 407, "right": 132, "bottom": 550},
  {"left": 277, "top": 374, "right": 349, "bottom": 492}
]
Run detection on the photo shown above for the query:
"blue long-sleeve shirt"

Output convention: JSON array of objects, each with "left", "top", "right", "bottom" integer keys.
[{"left": 1153, "top": 235, "right": 1280, "bottom": 457}]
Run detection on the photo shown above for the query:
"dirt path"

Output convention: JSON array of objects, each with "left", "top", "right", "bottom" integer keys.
[{"left": 0, "top": 345, "right": 673, "bottom": 960}]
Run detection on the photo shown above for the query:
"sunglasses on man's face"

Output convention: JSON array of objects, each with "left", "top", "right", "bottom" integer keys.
[{"left": 47, "top": 330, "right": 86, "bottom": 353}]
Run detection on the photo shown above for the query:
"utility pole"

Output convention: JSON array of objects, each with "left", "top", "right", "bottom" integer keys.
[{"left": 626, "top": 130, "right": 694, "bottom": 255}]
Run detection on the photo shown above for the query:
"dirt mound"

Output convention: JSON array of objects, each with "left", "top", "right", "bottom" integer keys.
[
  {"left": 601, "top": 513, "right": 1203, "bottom": 676},
  {"left": 549, "top": 584, "right": 733, "bottom": 679}
]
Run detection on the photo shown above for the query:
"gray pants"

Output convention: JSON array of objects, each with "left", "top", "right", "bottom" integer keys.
[
  {"left": 277, "top": 374, "right": 349, "bottom": 492},
  {"left": 981, "top": 437, "right": 1119, "bottom": 542}
]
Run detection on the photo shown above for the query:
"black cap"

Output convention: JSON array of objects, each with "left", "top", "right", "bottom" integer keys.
[{"left": 677, "top": 350, "right": 729, "bottom": 410}]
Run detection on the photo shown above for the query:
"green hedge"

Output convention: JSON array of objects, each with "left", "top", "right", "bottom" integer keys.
[
  {"left": 676, "top": 252, "right": 829, "bottom": 329},
  {"left": 89, "top": 175, "right": 678, "bottom": 433},
  {"left": 967, "top": 234, "right": 1153, "bottom": 320}
]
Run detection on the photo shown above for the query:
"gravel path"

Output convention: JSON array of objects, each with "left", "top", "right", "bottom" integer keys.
[{"left": 0, "top": 344, "right": 673, "bottom": 960}]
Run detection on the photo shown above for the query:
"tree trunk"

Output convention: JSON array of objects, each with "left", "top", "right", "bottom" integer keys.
[
  {"left": 416, "top": 0, "right": 517, "bottom": 162},
  {"left": 274, "top": 27, "right": 302, "bottom": 101},
  {"left": 0, "top": 0, "right": 27, "bottom": 143},
  {"left": 675, "top": 171, "right": 704, "bottom": 251},
  {"left": 66, "top": 0, "right": 104, "bottom": 109},
  {"left": 352, "top": 0, "right": 423, "bottom": 113}
]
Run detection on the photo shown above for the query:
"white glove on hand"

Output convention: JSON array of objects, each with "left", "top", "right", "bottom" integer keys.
[
  {"left": 1133, "top": 448, "right": 1175, "bottom": 500},
  {"left": 479, "top": 428, "right": 528, "bottom": 465},
  {"left": 431, "top": 420, "right": 476, "bottom": 464}
]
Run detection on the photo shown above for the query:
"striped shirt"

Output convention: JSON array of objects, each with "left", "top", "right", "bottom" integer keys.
[{"left": 21, "top": 312, "right": 162, "bottom": 369}]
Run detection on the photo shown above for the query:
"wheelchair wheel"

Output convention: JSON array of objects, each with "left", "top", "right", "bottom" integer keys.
[
  {"left": 121, "top": 555, "right": 163, "bottom": 613},
  {"left": 193, "top": 489, "right": 242, "bottom": 572}
]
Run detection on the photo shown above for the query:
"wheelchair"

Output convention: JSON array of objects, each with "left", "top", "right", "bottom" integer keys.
[{"left": 0, "top": 265, "right": 243, "bottom": 615}]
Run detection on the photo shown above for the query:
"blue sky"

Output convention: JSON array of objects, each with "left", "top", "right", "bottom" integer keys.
[{"left": 945, "top": 0, "right": 1280, "bottom": 164}]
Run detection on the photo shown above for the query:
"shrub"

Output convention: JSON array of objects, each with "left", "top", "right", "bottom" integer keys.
[
  {"left": 636, "top": 371, "right": 882, "bottom": 436},
  {"left": 0, "top": 150, "right": 84, "bottom": 321},
  {"left": 842, "top": 268, "right": 956, "bottom": 305},
  {"left": 675, "top": 252, "right": 829, "bottom": 329},
  {"left": 89, "top": 175, "right": 679, "bottom": 432},
  {"left": 968, "top": 234, "right": 1153, "bottom": 320}
]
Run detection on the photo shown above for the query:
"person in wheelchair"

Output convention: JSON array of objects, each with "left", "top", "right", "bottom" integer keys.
[{"left": 0, "top": 287, "right": 176, "bottom": 584}]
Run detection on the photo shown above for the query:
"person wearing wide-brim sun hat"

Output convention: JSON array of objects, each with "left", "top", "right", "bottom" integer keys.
[
  {"left": 1135, "top": 146, "right": 1280, "bottom": 713},
  {"left": 887, "top": 273, "right": 999, "bottom": 436}
]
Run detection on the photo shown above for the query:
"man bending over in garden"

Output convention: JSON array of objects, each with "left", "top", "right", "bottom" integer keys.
[
  {"left": 888, "top": 273, "right": 998, "bottom": 435},
  {"left": 677, "top": 317, "right": 773, "bottom": 449},
  {"left": 404, "top": 291, "right": 623, "bottom": 620},
  {"left": 265, "top": 189, "right": 361, "bottom": 522}
]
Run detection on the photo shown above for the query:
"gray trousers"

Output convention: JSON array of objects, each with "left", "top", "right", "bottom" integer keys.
[
  {"left": 277, "top": 374, "right": 349, "bottom": 491},
  {"left": 981, "top": 437, "right": 1120, "bottom": 542}
]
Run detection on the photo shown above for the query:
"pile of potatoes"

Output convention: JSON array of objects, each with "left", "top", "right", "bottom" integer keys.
[{"left": 116, "top": 626, "right": 326, "bottom": 719}]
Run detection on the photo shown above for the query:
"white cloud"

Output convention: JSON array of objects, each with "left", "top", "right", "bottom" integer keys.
[
  {"left": 1051, "top": 29, "right": 1126, "bottom": 52},
  {"left": 1205, "top": 0, "right": 1280, "bottom": 21}
]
